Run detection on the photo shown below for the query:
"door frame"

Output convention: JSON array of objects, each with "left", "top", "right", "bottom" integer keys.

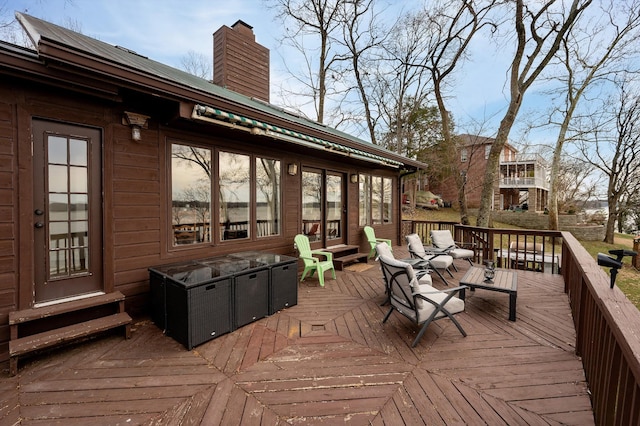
[
  {"left": 301, "top": 167, "right": 347, "bottom": 248},
  {"left": 30, "top": 118, "right": 105, "bottom": 306}
]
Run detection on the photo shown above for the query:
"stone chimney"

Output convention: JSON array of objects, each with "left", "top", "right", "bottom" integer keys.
[{"left": 213, "top": 20, "right": 270, "bottom": 102}]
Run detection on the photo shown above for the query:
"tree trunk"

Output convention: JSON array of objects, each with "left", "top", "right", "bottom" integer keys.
[
  {"left": 548, "top": 133, "right": 564, "bottom": 230},
  {"left": 604, "top": 210, "right": 616, "bottom": 244},
  {"left": 477, "top": 0, "right": 592, "bottom": 227},
  {"left": 433, "top": 79, "right": 469, "bottom": 224},
  {"left": 457, "top": 175, "right": 470, "bottom": 225},
  {"left": 476, "top": 103, "right": 520, "bottom": 227}
]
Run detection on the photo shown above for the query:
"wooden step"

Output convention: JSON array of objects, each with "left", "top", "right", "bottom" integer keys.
[
  {"left": 8, "top": 292, "right": 132, "bottom": 376},
  {"left": 333, "top": 252, "right": 369, "bottom": 271},
  {"left": 324, "top": 245, "right": 359, "bottom": 257},
  {"left": 9, "top": 292, "right": 126, "bottom": 325},
  {"left": 9, "top": 312, "right": 132, "bottom": 376},
  {"left": 9, "top": 312, "right": 132, "bottom": 357}
]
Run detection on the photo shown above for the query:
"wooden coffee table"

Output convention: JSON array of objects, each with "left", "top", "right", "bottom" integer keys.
[{"left": 459, "top": 266, "right": 518, "bottom": 321}]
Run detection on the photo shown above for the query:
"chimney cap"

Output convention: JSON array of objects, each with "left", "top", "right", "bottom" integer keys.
[{"left": 232, "top": 20, "right": 253, "bottom": 30}]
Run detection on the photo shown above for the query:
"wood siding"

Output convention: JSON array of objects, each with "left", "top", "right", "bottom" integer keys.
[
  {"left": 0, "top": 79, "right": 400, "bottom": 366},
  {"left": 0, "top": 100, "right": 16, "bottom": 361}
]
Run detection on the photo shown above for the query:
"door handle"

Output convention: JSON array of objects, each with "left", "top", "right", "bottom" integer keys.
[{"left": 34, "top": 222, "right": 44, "bottom": 228}]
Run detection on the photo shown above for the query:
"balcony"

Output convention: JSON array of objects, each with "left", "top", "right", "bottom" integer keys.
[
  {"left": 499, "top": 153, "right": 550, "bottom": 191},
  {"left": 500, "top": 153, "right": 548, "bottom": 165},
  {"left": 499, "top": 175, "right": 549, "bottom": 190}
]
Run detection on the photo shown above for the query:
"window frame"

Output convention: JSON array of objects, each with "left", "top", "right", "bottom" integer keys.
[
  {"left": 359, "top": 173, "right": 393, "bottom": 226},
  {"left": 167, "top": 139, "right": 282, "bottom": 250}
]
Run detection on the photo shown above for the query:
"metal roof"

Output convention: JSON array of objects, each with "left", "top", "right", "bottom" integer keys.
[{"left": 15, "top": 12, "right": 426, "bottom": 170}]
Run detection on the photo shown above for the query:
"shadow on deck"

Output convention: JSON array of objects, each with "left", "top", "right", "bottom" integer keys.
[{"left": 0, "top": 246, "right": 594, "bottom": 425}]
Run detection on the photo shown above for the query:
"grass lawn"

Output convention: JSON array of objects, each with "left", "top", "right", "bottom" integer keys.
[
  {"left": 580, "top": 234, "right": 640, "bottom": 308},
  {"left": 403, "top": 207, "right": 640, "bottom": 310}
]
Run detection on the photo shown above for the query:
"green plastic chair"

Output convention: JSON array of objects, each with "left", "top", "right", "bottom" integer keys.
[
  {"left": 294, "top": 234, "right": 336, "bottom": 287},
  {"left": 363, "top": 226, "right": 393, "bottom": 259}
]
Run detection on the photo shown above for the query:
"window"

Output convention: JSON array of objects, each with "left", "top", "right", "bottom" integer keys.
[
  {"left": 219, "top": 152, "right": 250, "bottom": 240},
  {"left": 372, "top": 176, "right": 382, "bottom": 224},
  {"left": 461, "top": 148, "right": 468, "bottom": 162},
  {"left": 170, "top": 142, "right": 280, "bottom": 246},
  {"left": 48, "top": 135, "right": 90, "bottom": 278},
  {"left": 256, "top": 158, "right": 281, "bottom": 237},
  {"left": 171, "top": 144, "right": 212, "bottom": 245},
  {"left": 359, "top": 174, "right": 370, "bottom": 227},
  {"left": 485, "top": 145, "right": 491, "bottom": 159},
  {"left": 359, "top": 173, "right": 393, "bottom": 226},
  {"left": 383, "top": 178, "right": 392, "bottom": 223}
]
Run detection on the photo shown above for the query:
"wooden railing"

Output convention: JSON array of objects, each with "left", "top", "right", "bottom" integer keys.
[
  {"left": 403, "top": 221, "right": 563, "bottom": 274},
  {"left": 173, "top": 220, "right": 282, "bottom": 243},
  {"left": 561, "top": 231, "right": 640, "bottom": 425},
  {"left": 302, "top": 220, "right": 342, "bottom": 242},
  {"left": 402, "top": 220, "right": 640, "bottom": 424}
]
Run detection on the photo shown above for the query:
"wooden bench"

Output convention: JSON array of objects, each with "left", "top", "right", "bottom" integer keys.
[
  {"left": 9, "top": 291, "right": 132, "bottom": 376},
  {"left": 325, "top": 245, "right": 369, "bottom": 271}
]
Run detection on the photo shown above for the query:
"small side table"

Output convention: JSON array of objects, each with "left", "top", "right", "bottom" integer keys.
[{"left": 459, "top": 266, "right": 518, "bottom": 321}]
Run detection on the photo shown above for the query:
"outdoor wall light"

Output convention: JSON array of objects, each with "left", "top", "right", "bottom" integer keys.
[
  {"left": 131, "top": 125, "right": 142, "bottom": 141},
  {"left": 123, "top": 111, "right": 150, "bottom": 142},
  {"left": 350, "top": 174, "right": 358, "bottom": 184},
  {"left": 287, "top": 163, "right": 298, "bottom": 176}
]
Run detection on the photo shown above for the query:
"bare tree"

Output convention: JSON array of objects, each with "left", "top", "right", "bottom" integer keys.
[
  {"left": 476, "top": 0, "right": 593, "bottom": 227},
  {"left": 268, "top": 0, "right": 344, "bottom": 124},
  {"left": 375, "top": 8, "right": 433, "bottom": 152},
  {"left": 412, "top": 0, "right": 499, "bottom": 224},
  {"left": 335, "top": 0, "right": 387, "bottom": 144},
  {"left": 1, "top": 0, "right": 78, "bottom": 46},
  {"left": 577, "top": 78, "right": 640, "bottom": 243},
  {"left": 181, "top": 183, "right": 211, "bottom": 242},
  {"left": 172, "top": 145, "right": 211, "bottom": 177},
  {"left": 546, "top": 0, "right": 640, "bottom": 230},
  {"left": 555, "top": 158, "right": 599, "bottom": 214},
  {"left": 619, "top": 181, "right": 640, "bottom": 233},
  {"left": 180, "top": 50, "right": 212, "bottom": 80}
]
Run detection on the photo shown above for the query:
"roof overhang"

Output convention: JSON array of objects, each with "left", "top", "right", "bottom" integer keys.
[
  {"left": 192, "top": 105, "right": 404, "bottom": 168},
  {"left": 13, "top": 12, "right": 427, "bottom": 172}
]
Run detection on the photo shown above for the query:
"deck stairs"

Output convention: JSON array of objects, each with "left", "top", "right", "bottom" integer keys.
[
  {"left": 8, "top": 291, "right": 131, "bottom": 375},
  {"left": 324, "top": 245, "right": 369, "bottom": 270}
]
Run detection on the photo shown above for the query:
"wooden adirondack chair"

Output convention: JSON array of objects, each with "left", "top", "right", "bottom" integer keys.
[
  {"left": 294, "top": 234, "right": 336, "bottom": 287},
  {"left": 364, "top": 226, "right": 392, "bottom": 259}
]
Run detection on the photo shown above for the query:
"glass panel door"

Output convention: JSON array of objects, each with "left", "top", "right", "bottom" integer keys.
[
  {"left": 302, "top": 170, "right": 322, "bottom": 243},
  {"left": 325, "top": 173, "right": 343, "bottom": 244},
  {"left": 301, "top": 169, "right": 345, "bottom": 246},
  {"left": 33, "top": 120, "right": 103, "bottom": 303}
]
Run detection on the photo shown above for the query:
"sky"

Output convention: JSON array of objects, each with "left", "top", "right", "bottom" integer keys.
[{"left": 1, "top": 0, "right": 559, "bottom": 149}]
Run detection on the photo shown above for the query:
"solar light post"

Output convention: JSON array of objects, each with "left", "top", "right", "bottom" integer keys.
[{"left": 597, "top": 249, "right": 638, "bottom": 289}]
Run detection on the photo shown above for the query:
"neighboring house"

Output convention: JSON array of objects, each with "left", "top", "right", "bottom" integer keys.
[
  {"left": 0, "top": 14, "right": 426, "bottom": 366},
  {"left": 430, "top": 134, "right": 549, "bottom": 212}
]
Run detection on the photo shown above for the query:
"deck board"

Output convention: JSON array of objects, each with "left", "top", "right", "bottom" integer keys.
[{"left": 0, "top": 247, "right": 595, "bottom": 424}]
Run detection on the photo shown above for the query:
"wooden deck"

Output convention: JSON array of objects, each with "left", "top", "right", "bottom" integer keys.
[{"left": 0, "top": 247, "right": 594, "bottom": 425}]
